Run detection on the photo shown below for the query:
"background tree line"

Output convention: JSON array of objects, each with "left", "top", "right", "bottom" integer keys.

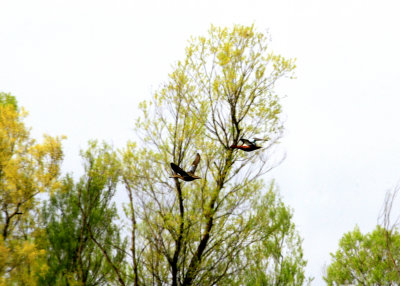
[
  {"left": 0, "top": 25, "right": 308, "bottom": 286},
  {"left": 1, "top": 24, "right": 399, "bottom": 286}
]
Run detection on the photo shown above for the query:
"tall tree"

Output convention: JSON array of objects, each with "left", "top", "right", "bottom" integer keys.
[
  {"left": 40, "top": 141, "right": 127, "bottom": 285},
  {"left": 120, "top": 25, "right": 305, "bottom": 285},
  {"left": 0, "top": 93, "right": 64, "bottom": 285}
]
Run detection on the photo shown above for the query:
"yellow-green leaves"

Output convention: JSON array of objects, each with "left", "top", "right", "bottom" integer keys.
[
  {"left": 325, "top": 225, "right": 400, "bottom": 285},
  {"left": 217, "top": 41, "right": 232, "bottom": 66},
  {"left": 120, "top": 25, "right": 303, "bottom": 285},
  {"left": 0, "top": 94, "right": 64, "bottom": 284},
  {"left": 179, "top": 24, "right": 295, "bottom": 150},
  {"left": 6, "top": 241, "right": 48, "bottom": 286}
]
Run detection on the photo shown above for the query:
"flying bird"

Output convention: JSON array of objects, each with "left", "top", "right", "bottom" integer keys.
[
  {"left": 170, "top": 153, "right": 201, "bottom": 181},
  {"left": 230, "top": 138, "right": 266, "bottom": 152}
]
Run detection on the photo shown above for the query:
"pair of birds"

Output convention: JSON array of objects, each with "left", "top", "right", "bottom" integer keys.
[{"left": 170, "top": 138, "right": 265, "bottom": 181}]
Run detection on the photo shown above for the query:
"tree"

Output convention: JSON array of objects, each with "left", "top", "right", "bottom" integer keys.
[
  {"left": 0, "top": 93, "right": 64, "bottom": 285},
  {"left": 380, "top": 185, "right": 400, "bottom": 279},
  {"left": 39, "top": 141, "right": 127, "bottom": 285},
  {"left": 225, "top": 182, "right": 308, "bottom": 286},
  {"left": 324, "top": 225, "right": 400, "bottom": 285},
  {"left": 120, "top": 25, "right": 305, "bottom": 285}
]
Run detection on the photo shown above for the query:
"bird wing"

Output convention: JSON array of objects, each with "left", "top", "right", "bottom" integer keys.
[
  {"left": 253, "top": 137, "right": 268, "bottom": 142},
  {"left": 188, "top": 153, "right": 200, "bottom": 174},
  {"left": 240, "top": 138, "right": 254, "bottom": 146},
  {"left": 171, "top": 163, "right": 189, "bottom": 177}
]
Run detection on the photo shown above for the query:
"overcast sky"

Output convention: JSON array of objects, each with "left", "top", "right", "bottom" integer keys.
[{"left": 1, "top": 0, "right": 400, "bottom": 283}]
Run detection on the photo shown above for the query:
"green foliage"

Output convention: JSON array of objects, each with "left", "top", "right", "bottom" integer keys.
[
  {"left": 0, "top": 92, "right": 18, "bottom": 110},
  {"left": 39, "top": 177, "right": 81, "bottom": 285},
  {"left": 216, "top": 182, "right": 308, "bottom": 286},
  {"left": 0, "top": 93, "right": 64, "bottom": 285},
  {"left": 39, "top": 141, "right": 127, "bottom": 285},
  {"left": 1, "top": 24, "right": 304, "bottom": 286},
  {"left": 325, "top": 225, "right": 400, "bottom": 285},
  {"left": 121, "top": 24, "right": 304, "bottom": 285}
]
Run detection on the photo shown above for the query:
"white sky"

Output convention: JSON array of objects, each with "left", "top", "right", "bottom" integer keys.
[{"left": 1, "top": 0, "right": 400, "bottom": 284}]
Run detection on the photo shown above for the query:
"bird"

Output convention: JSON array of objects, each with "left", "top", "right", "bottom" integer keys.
[
  {"left": 170, "top": 153, "right": 201, "bottom": 181},
  {"left": 230, "top": 138, "right": 265, "bottom": 152}
]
